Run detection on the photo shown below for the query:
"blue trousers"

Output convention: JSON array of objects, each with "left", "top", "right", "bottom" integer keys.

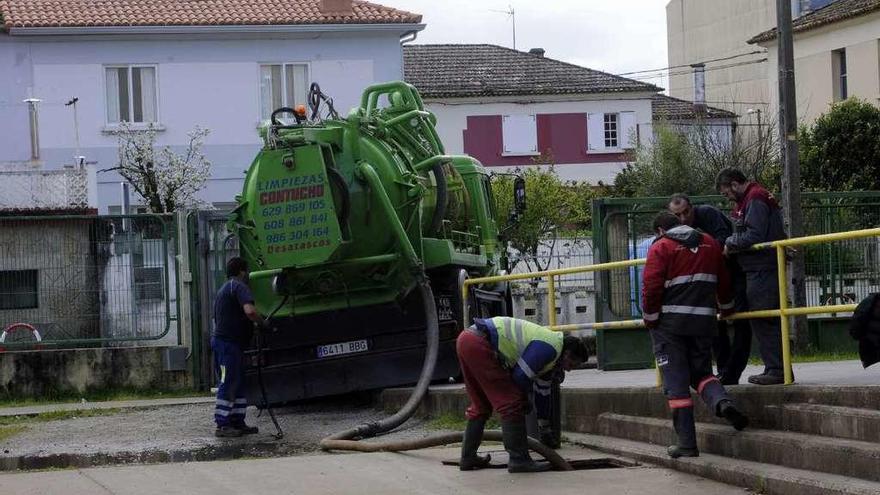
[
  {"left": 212, "top": 337, "right": 248, "bottom": 427},
  {"left": 651, "top": 330, "right": 730, "bottom": 414}
]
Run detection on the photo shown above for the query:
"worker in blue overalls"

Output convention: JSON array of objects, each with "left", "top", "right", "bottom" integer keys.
[{"left": 212, "top": 257, "right": 264, "bottom": 437}]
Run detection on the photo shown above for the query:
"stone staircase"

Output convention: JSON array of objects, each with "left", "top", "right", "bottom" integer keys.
[
  {"left": 381, "top": 384, "right": 880, "bottom": 494},
  {"left": 566, "top": 388, "right": 880, "bottom": 495}
]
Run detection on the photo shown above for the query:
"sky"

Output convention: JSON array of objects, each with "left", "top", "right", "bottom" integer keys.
[{"left": 379, "top": 0, "right": 671, "bottom": 89}]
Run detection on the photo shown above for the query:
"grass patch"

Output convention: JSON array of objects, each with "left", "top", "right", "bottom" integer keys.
[
  {"left": 0, "top": 425, "right": 27, "bottom": 442},
  {"left": 0, "top": 387, "right": 210, "bottom": 408},
  {"left": 427, "top": 413, "right": 500, "bottom": 431},
  {"left": 0, "top": 408, "right": 123, "bottom": 427}
]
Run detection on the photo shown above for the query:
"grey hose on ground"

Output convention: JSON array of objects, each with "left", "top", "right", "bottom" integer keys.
[
  {"left": 320, "top": 281, "right": 439, "bottom": 444},
  {"left": 320, "top": 430, "right": 574, "bottom": 471}
]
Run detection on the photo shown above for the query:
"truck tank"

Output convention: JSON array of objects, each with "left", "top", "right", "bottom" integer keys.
[{"left": 228, "top": 82, "right": 521, "bottom": 403}]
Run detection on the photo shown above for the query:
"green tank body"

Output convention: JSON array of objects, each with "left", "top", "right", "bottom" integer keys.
[{"left": 228, "top": 82, "right": 519, "bottom": 403}]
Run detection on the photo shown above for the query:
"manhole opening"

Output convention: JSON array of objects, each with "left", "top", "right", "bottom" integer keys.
[{"left": 567, "top": 458, "right": 638, "bottom": 470}]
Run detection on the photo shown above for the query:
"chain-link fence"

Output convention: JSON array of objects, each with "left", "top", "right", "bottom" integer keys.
[
  {"left": 0, "top": 214, "right": 176, "bottom": 349},
  {"left": 593, "top": 192, "right": 880, "bottom": 321}
]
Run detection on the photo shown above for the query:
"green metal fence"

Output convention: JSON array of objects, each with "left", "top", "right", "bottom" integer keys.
[
  {"left": 592, "top": 192, "right": 880, "bottom": 322},
  {"left": 0, "top": 214, "right": 177, "bottom": 349}
]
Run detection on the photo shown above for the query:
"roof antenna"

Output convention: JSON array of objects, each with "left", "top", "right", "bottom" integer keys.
[{"left": 489, "top": 5, "right": 516, "bottom": 50}]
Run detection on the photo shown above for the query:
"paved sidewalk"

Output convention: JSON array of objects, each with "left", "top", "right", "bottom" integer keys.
[
  {"left": 0, "top": 446, "right": 749, "bottom": 495},
  {"left": 419, "top": 360, "right": 880, "bottom": 393},
  {"left": 563, "top": 360, "right": 880, "bottom": 388},
  {"left": 0, "top": 396, "right": 215, "bottom": 418}
]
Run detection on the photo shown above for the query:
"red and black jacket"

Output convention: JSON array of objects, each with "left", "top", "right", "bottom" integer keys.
[{"left": 642, "top": 225, "right": 733, "bottom": 336}]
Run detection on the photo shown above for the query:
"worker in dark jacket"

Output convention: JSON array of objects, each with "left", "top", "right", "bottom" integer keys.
[
  {"left": 212, "top": 257, "right": 264, "bottom": 438},
  {"left": 669, "top": 193, "right": 752, "bottom": 384},
  {"left": 456, "top": 316, "right": 589, "bottom": 473},
  {"left": 716, "top": 168, "right": 789, "bottom": 385},
  {"left": 642, "top": 212, "right": 749, "bottom": 458},
  {"left": 849, "top": 293, "right": 880, "bottom": 368}
]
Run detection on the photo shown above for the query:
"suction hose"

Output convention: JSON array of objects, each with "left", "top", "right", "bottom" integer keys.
[{"left": 320, "top": 280, "right": 439, "bottom": 445}]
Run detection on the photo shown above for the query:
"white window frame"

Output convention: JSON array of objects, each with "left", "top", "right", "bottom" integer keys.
[
  {"left": 258, "top": 62, "right": 311, "bottom": 124},
  {"left": 103, "top": 64, "right": 161, "bottom": 129},
  {"left": 501, "top": 114, "right": 539, "bottom": 156},
  {"left": 603, "top": 113, "right": 619, "bottom": 149},
  {"left": 588, "top": 111, "right": 637, "bottom": 153}
]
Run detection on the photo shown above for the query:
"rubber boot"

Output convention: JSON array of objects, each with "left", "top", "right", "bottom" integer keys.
[
  {"left": 667, "top": 407, "right": 699, "bottom": 459},
  {"left": 459, "top": 419, "right": 492, "bottom": 471},
  {"left": 501, "top": 419, "right": 552, "bottom": 473},
  {"left": 717, "top": 400, "right": 749, "bottom": 431}
]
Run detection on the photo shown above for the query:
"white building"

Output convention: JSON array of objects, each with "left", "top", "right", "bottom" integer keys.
[
  {"left": 750, "top": 0, "right": 880, "bottom": 122},
  {"left": 0, "top": 0, "right": 423, "bottom": 212},
  {"left": 666, "top": 0, "right": 840, "bottom": 130}
]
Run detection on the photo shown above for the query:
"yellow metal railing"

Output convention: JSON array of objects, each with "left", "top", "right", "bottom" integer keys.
[{"left": 462, "top": 227, "right": 880, "bottom": 386}]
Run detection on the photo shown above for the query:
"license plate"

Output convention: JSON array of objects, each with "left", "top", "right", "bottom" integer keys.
[{"left": 316, "top": 339, "right": 369, "bottom": 358}]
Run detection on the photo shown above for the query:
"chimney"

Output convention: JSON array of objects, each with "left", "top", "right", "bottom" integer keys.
[
  {"left": 320, "top": 0, "right": 353, "bottom": 15},
  {"left": 692, "top": 63, "right": 707, "bottom": 115},
  {"left": 529, "top": 48, "right": 545, "bottom": 57},
  {"left": 23, "top": 98, "right": 41, "bottom": 161}
]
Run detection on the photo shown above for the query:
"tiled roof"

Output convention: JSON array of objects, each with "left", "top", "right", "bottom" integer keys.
[
  {"left": 0, "top": 0, "right": 421, "bottom": 29},
  {"left": 750, "top": 0, "right": 880, "bottom": 43},
  {"left": 652, "top": 95, "right": 736, "bottom": 121},
  {"left": 403, "top": 44, "right": 659, "bottom": 98}
]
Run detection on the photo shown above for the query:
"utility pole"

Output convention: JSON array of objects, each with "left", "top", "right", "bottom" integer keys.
[{"left": 776, "top": 0, "right": 808, "bottom": 349}]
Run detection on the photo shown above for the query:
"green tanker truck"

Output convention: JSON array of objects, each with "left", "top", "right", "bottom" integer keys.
[{"left": 228, "top": 81, "right": 524, "bottom": 404}]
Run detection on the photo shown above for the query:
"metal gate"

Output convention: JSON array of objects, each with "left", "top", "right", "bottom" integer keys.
[{"left": 186, "top": 210, "right": 238, "bottom": 389}]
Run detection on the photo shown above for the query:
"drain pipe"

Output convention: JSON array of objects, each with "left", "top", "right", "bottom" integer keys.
[{"left": 23, "top": 98, "right": 41, "bottom": 161}]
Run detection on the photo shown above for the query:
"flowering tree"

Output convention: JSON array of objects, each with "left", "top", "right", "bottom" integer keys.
[{"left": 102, "top": 123, "right": 212, "bottom": 213}]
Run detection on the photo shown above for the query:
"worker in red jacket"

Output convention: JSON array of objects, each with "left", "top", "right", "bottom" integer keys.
[{"left": 642, "top": 211, "right": 749, "bottom": 458}]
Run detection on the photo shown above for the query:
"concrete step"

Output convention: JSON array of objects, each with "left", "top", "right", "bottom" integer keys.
[
  {"left": 766, "top": 403, "right": 880, "bottom": 442},
  {"left": 597, "top": 412, "right": 880, "bottom": 482},
  {"left": 566, "top": 431, "right": 880, "bottom": 495}
]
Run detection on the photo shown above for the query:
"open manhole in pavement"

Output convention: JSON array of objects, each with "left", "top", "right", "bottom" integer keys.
[
  {"left": 441, "top": 457, "right": 638, "bottom": 470},
  {"left": 567, "top": 458, "right": 639, "bottom": 470}
]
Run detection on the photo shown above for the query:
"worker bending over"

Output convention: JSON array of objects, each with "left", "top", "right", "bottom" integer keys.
[
  {"left": 642, "top": 212, "right": 749, "bottom": 458},
  {"left": 456, "top": 316, "right": 589, "bottom": 473}
]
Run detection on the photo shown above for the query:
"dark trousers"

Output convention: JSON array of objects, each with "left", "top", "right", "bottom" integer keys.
[
  {"left": 714, "top": 319, "right": 752, "bottom": 383},
  {"left": 457, "top": 330, "right": 527, "bottom": 422},
  {"left": 744, "top": 270, "right": 784, "bottom": 376},
  {"left": 651, "top": 330, "right": 730, "bottom": 414},
  {"left": 212, "top": 337, "right": 248, "bottom": 427}
]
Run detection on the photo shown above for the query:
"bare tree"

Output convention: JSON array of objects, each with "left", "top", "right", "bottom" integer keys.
[
  {"left": 101, "top": 123, "right": 212, "bottom": 213},
  {"left": 616, "top": 118, "right": 780, "bottom": 197}
]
